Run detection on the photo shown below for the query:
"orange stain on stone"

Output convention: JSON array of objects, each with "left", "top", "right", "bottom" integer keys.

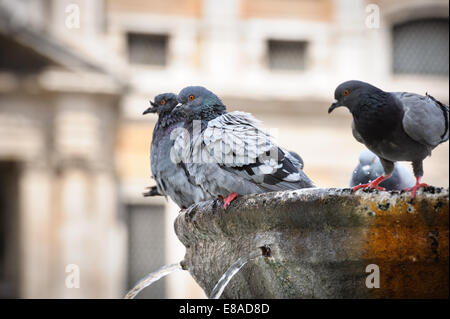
[{"left": 362, "top": 194, "right": 449, "bottom": 298}]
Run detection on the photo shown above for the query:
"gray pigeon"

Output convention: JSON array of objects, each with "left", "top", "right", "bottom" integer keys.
[
  {"left": 329, "top": 80, "right": 449, "bottom": 198},
  {"left": 350, "top": 149, "right": 415, "bottom": 191},
  {"left": 143, "top": 93, "right": 211, "bottom": 209},
  {"left": 172, "top": 86, "right": 315, "bottom": 209}
]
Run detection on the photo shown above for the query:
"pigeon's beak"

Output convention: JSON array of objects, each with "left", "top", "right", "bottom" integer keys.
[
  {"left": 328, "top": 99, "right": 341, "bottom": 114},
  {"left": 143, "top": 101, "right": 158, "bottom": 115}
]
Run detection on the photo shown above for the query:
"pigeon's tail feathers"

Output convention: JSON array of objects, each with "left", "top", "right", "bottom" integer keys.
[
  {"left": 426, "top": 93, "right": 449, "bottom": 141},
  {"left": 287, "top": 150, "right": 304, "bottom": 169},
  {"left": 143, "top": 186, "right": 162, "bottom": 197},
  {"left": 259, "top": 147, "right": 314, "bottom": 188},
  {"left": 221, "top": 146, "right": 315, "bottom": 191}
]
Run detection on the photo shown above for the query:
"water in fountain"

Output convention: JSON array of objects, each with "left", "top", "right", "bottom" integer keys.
[
  {"left": 209, "top": 246, "right": 271, "bottom": 299},
  {"left": 124, "top": 262, "right": 182, "bottom": 299}
]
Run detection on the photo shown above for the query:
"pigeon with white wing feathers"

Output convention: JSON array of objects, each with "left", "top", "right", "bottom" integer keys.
[
  {"left": 172, "top": 86, "right": 315, "bottom": 209},
  {"left": 329, "top": 80, "right": 449, "bottom": 198}
]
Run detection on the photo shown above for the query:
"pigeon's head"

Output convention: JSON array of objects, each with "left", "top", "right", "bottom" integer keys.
[
  {"left": 175, "top": 86, "right": 226, "bottom": 119},
  {"left": 328, "top": 80, "right": 380, "bottom": 114},
  {"left": 359, "top": 149, "right": 377, "bottom": 166},
  {"left": 143, "top": 93, "right": 178, "bottom": 115}
]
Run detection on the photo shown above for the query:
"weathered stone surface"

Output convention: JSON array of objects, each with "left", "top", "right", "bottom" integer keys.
[{"left": 174, "top": 187, "right": 449, "bottom": 299}]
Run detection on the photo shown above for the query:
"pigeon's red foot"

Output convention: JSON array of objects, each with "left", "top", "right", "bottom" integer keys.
[
  {"left": 403, "top": 177, "right": 429, "bottom": 199},
  {"left": 352, "top": 175, "right": 388, "bottom": 192},
  {"left": 223, "top": 192, "right": 239, "bottom": 209}
]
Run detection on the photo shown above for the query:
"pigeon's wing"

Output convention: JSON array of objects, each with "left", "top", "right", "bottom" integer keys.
[
  {"left": 199, "top": 111, "right": 313, "bottom": 190},
  {"left": 394, "top": 92, "right": 449, "bottom": 147}
]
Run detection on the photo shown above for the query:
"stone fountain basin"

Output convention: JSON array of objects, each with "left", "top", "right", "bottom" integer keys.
[{"left": 174, "top": 188, "right": 449, "bottom": 298}]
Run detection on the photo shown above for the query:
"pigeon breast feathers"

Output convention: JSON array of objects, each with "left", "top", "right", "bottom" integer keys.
[{"left": 395, "top": 92, "right": 449, "bottom": 148}]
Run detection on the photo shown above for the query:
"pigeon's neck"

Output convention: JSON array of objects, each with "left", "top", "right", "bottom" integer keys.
[
  {"left": 188, "top": 104, "right": 226, "bottom": 122},
  {"left": 152, "top": 109, "right": 184, "bottom": 146},
  {"left": 202, "top": 107, "right": 226, "bottom": 121},
  {"left": 158, "top": 109, "right": 184, "bottom": 128}
]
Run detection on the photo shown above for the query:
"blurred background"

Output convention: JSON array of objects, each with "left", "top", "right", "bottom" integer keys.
[{"left": 0, "top": 0, "right": 448, "bottom": 298}]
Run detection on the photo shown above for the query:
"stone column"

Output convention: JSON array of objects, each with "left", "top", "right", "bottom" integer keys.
[
  {"left": 52, "top": 93, "right": 122, "bottom": 298},
  {"left": 19, "top": 162, "right": 53, "bottom": 298}
]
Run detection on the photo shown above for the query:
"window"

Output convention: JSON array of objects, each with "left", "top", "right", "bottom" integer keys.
[
  {"left": 267, "top": 39, "right": 307, "bottom": 71},
  {"left": 392, "top": 18, "right": 449, "bottom": 75},
  {"left": 126, "top": 204, "right": 166, "bottom": 298},
  {"left": 127, "top": 33, "right": 168, "bottom": 66}
]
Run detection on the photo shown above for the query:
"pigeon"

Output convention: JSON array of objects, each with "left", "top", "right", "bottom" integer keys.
[
  {"left": 328, "top": 80, "right": 449, "bottom": 198},
  {"left": 350, "top": 149, "right": 415, "bottom": 191},
  {"left": 143, "top": 93, "right": 211, "bottom": 209},
  {"left": 172, "top": 86, "right": 315, "bottom": 209}
]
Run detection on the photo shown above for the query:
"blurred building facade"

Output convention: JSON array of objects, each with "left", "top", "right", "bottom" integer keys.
[{"left": 0, "top": 0, "right": 448, "bottom": 298}]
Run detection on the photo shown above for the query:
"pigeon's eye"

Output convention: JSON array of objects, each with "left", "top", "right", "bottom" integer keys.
[
  {"left": 343, "top": 89, "right": 350, "bottom": 96},
  {"left": 188, "top": 95, "right": 195, "bottom": 101},
  {"left": 160, "top": 99, "right": 166, "bottom": 105}
]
